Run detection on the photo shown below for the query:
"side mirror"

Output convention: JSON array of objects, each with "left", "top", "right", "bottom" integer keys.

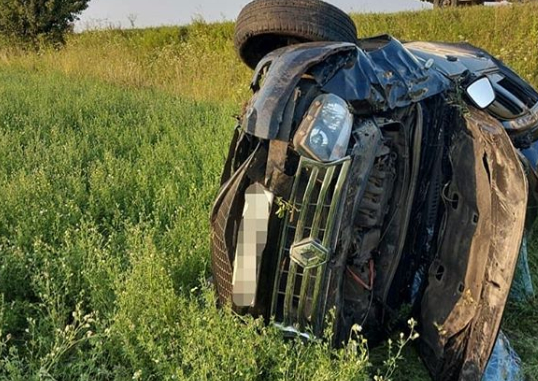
[{"left": 466, "top": 77, "right": 495, "bottom": 109}]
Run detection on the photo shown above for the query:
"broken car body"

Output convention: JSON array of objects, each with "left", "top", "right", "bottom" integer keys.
[{"left": 210, "top": 4, "right": 536, "bottom": 380}]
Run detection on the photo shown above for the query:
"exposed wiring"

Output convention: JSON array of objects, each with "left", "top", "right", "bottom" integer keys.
[{"left": 346, "top": 259, "right": 375, "bottom": 291}]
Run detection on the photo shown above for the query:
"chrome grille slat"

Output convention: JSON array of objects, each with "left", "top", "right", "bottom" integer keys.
[
  {"left": 296, "top": 267, "right": 311, "bottom": 324},
  {"left": 283, "top": 264, "right": 296, "bottom": 322},
  {"left": 283, "top": 167, "right": 320, "bottom": 324},
  {"left": 297, "top": 167, "right": 334, "bottom": 323},
  {"left": 271, "top": 156, "right": 351, "bottom": 331},
  {"left": 311, "top": 159, "right": 351, "bottom": 321},
  {"left": 311, "top": 166, "right": 336, "bottom": 238},
  {"left": 295, "top": 167, "right": 320, "bottom": 239}
]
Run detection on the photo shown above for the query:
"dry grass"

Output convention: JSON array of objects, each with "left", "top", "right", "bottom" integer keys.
[{"left": 0, "top": 3, "right": 537, "bottom": 104}]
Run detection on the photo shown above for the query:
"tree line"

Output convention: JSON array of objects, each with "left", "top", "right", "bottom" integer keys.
[{"left": 0, "top": 0, "right": 90, "bottom": 47}]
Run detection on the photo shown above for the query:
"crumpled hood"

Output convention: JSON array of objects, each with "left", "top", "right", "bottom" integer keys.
[
  {"left": 243, "top": 36, "right": 451, "bottom": 140},
  {"left": 405, "top": 41, "right": 499, "bottom": 78}
]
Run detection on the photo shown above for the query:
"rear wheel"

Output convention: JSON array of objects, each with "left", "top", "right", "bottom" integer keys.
[
  {"left": 433, "top": 0, "right": 484, "bottom": 7},
  {"left": 234, "top": 0, "right": 358, "bottom": 69}
]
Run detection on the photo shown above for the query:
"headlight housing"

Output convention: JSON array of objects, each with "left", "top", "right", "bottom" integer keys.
[{"left": 293, "top": 94, "right": 353, "bottom": 162}]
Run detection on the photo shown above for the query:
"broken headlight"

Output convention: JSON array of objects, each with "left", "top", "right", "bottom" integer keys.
[{"left": 293, "top": 94, "right": 353, "bottom": 162}]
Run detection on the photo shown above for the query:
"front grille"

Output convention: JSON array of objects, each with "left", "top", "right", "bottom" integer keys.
[{"left": 271, "top": 156, "right": 351, "bottom": 332}]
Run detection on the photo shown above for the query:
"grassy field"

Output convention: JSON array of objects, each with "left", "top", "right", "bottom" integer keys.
[{"left": 0, "top": 2, "right": 537, "bottom": 380}]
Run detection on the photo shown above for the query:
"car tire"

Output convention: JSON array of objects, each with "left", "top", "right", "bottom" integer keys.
[
  {"left": 433, "top": 0, "right": 483, "bottom": 7},
  {"left": 433, "top": 0, "right": 459, "bottom": 7},
  {"left": 234, "top": 0, "right": 358, "bottom": 69}
]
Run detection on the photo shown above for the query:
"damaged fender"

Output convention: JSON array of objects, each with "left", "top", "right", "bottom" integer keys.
[{"left": 420, "top": 108, "right": 527, "bottom": 381}]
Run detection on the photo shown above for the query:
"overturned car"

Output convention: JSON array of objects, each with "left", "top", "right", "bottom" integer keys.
[{"left": 210, "top": 1, "right": 537, "bottom": 380}]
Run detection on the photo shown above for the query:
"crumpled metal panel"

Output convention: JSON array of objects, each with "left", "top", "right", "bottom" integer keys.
[
  {"left": 243, "top": 37, "right": 451, "bottom": 140},
  {"left": 323, "top": 36, "right": 451, "bottom": 110},
  {"left": 420, "top": 108, "right": 527, "bottom": 381},
  {"left": 243, "top": 42, "right": 357, "bottom": 140},
  {"left": 405, "top": 41, "right": 499, "bottom": 79}
]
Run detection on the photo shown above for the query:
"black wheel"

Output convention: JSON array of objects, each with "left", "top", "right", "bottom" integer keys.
[
  {"left": 432, "top": 0, "right": 483, "bottom": 7},
  {"left": 433, "top": 0, "right": 459, "bottom": 7},
  {"left": 234, "top": 0, "right": 358, "bottom": 69}
]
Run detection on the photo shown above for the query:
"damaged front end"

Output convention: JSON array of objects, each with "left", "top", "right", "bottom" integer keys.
[{"left": 210, "top": 36, "right": 528, "bottom": 381}]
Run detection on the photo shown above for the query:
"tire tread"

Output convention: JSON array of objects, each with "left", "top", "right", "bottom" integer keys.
[{"left": 234, "top": 0, "right": 358, "bottom": 68}]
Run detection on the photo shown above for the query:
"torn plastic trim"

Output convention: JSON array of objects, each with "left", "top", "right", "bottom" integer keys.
[{"left": 502, "top": 102, "right": 538, "bottom": 134}]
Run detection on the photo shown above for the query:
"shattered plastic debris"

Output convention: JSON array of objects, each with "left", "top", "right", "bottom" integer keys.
[{"left": 483, "top": 331, "right": 524, "bottom": 381}]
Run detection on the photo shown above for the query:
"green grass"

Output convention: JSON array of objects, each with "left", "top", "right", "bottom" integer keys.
[
  {"left": 0, "top": 2, "right": 537, "bottom": 380},
  {"left": 0, "top": 68, "right": 377, "bottom": 380}
]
